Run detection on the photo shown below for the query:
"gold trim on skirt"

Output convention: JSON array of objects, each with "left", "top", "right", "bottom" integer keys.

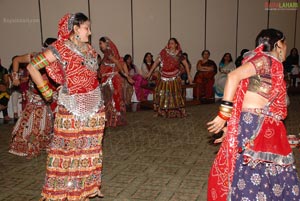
[{"left": 153, "top": 76, "right": 186, "bottom": 118}]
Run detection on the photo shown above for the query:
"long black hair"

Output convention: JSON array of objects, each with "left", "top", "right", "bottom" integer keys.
[
  {"left": 220, "top": 53, "right": 233, "bottom": 65},
  {"left": 123, "top": 54, "right": 135, "bottom": 70},
  {"left": 255, "top": 28, "right": 285, "bottom": 52},
  {"left": 143, "top": 52, "right": 154, "bottom": 65},
  {"left": 285, "top": 48, "right": 299, "bottom": 66},
  {"left": 69, "top": 13, "right": 89, "bottom": 37},
  {"left": 99, "top": 37, "right": 108, "bottom": 43},
  {"left": 73, "top": 13, "right": 89, "bottom": 27},
  {"left": 43, "top": 38, "right": 57, "bottom": 48}
]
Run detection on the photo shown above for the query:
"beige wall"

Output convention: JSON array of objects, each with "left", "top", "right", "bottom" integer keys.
[
  {"left": 40, "top": 0, "right": 89, "bottom": 41},
  {"left": 171, "top": 0, "right": 205, "bottom": 75},
  {"left": 237, "top": 0, "right": 268, "bottom": 55},
  {"left": 132, "top": 0, "right": 170, "bottom": 67},
  {"left": 0, "top": 0, "right": 300, "bottom": 72},
  {"left": 0, "top": 0, "right": 41, "bottom": 67},
  {"left": 206, "top": 0, "right": 238, "bottom": 65},
  {"left": 90, "top": 0, "right": 132, "bottom": 58},
  {"left": 297, "top": 7, "right": 300, "bottom": 52},
  {"left": 269, "top": 1, "right": 297, "bottom": 52}
]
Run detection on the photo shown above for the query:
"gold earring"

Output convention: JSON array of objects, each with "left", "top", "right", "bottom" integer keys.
[{"left": 279, "top": 50, "right": 283, "bottom": 62}]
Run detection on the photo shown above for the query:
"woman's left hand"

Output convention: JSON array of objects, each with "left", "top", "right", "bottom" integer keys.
[
  {"left": 127, "top": 76, "right": 135, "bottom": 84},
  {"left": 207, "top": 115, "right": 227, "bottom": 134}
]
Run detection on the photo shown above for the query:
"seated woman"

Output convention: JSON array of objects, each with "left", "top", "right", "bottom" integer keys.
[
  {"left": 123, "top": 54, "right": 135, "bottom": 104},
  {"left": 135, "top": 52, "right": 157, "bottom": 101},
  {"left": 214, "top": 53, "right": 235, "bottom": 99},
  {"left": 235, "top": 49, "right": 249, "bottom": 68},
  {"left": 179, "top": 52, "right": 192, "bottom": 84},
  {"left": 193, "top": 50, "right": 217, "bottom": 103},
  {"left": 284, "top": 48, "right": 299, "bottom": 87},
  {"left": 0, "top": 59, "right": 10, "bottom": 122},
  {"left": 141, "top": 52, "right": 159, "bottom": 84}
]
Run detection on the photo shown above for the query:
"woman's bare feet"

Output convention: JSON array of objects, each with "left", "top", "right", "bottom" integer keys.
[{"left": 97, "top": 190, "right": 104, "bottom": 198}]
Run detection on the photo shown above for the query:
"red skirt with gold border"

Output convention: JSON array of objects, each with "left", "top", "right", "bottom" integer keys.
[{"left": 41, "top": 106, "right": 105, "bottom": 201}]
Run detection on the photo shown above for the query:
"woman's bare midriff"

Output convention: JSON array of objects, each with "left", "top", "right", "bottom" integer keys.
[{"left": 242, "top": 91, "right": 268, "bottom": 108}]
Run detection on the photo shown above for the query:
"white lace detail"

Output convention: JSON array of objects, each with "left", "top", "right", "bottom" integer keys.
[{"left": 58, "top": 86, "right": 104, "bottom": 120}]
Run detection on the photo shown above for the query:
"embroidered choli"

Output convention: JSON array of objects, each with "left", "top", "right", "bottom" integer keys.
[{"left": 46, "top": 40, "right": 104, "bottom": 120}]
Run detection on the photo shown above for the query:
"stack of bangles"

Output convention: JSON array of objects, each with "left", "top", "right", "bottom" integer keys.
[
  {"left": 37, "top": 80, "right": 53, "bottom": 100},
  {"left": 218, "top": 100, "right": 233, "bottom": 121},
  {"left": 30, "top": 53, "right": 49, "bottom": 70}
]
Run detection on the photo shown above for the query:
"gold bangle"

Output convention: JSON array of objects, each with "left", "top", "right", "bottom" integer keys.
[
  {"left": 37, "top": 80, "right": 48, "bottom": 89},
  {"left": 219, "top": 110, "right": 231, "bottom": 118},
  {"left": 30, "top": 53, "right": 49, "bottom": 70},
  {"left": 220, "top": 104, "right": 233, "bottom": 109},
  {"left": 37, "top": 80, "right": 50, "bottom": 93},
  {"left": 42, "top": 89, "right": 53, "bottom": 98},
  {"left": 219, "top": 106, "right": 232, "bottom": 114},
  {"left": 39, "top": 85, "right": 49, "bottom": 93},
  {"left": 218, "top": 111, "right": 231, "bottom": 120}
]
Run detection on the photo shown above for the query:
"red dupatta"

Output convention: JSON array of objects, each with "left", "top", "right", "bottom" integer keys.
[
  {"left": 100, "top": 37, "right": 124, "bottom": 75},
  {"left": 45, "top": 13, "right": 73, "bottom": 85},
  {"left": 207, "top": 44, "right": 287, "bottom": 201},
  {"left": 46, "top": 13, "right": 99, "bottom": 94},
  {"left": 101, "top": 37, "right": 121, "bottom": 62},
  {"left": 159, "top": 42, "right": 183, "bottom": 78}
]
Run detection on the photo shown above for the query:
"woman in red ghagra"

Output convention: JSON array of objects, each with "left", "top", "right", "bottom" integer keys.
[
  {"left": 99, "top": 37, "right": 134, "bottom": 127},
  {"left": 207, "top": 29, "right": 300, "bottom": 201},
  {"left": 9, "top": 38, "right": 57, "bottom": 159},
  {"left": 147, "top": 38, "right": 193, "bottom": 118},
  {"left": 27, "top": 13, "right": 105, "bottom": 201}
]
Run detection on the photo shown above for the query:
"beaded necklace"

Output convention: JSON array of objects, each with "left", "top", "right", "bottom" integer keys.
[{"left": 65, "top": 40, "right": 98, "bottom": 72}]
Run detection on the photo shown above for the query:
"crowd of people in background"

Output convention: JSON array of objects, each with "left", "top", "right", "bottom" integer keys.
[{"left": 2, "top": 46, "right": 300, "bottom": 123}]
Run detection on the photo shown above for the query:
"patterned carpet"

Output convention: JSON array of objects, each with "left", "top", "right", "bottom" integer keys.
[{"left": 0, "top": 94, "right": 299, "bottom": 201}]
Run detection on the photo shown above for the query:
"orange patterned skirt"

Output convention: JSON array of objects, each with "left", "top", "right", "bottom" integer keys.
[{"left": 40, "top": 106, "right": 105, "bottom": 201}]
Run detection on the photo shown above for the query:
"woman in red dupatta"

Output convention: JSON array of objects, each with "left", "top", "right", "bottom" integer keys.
[
  {"left": 147, "top": 38, "right": 193, "bottom": 118},
  {"left": 206, "top": 29, "right": 300, "bottom": 201},
  {"left": 9, "top": 38, "right": 57, "bottom": 159},
  {"left": 27, "top": 13, "right": 105, "bottom": 200},
  {"left": 99, "top": 37, "right": 133, "bottom": 127}
]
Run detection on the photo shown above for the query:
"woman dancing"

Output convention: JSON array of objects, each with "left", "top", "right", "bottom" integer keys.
[
  {"left": 99, "top": 37, "right": 133, "bottom": 127},
  {"left": 207, "top": 29, "right": 300, "bottom": 201},
  {"left": 27, "top": 13, "right": 105, "bottom": 200},
  {"left": 9, "top": 38, "right": 57, "bottom": 159},
  {"left": 147, "top": 38, "right": 193, "bottom": 118}
]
